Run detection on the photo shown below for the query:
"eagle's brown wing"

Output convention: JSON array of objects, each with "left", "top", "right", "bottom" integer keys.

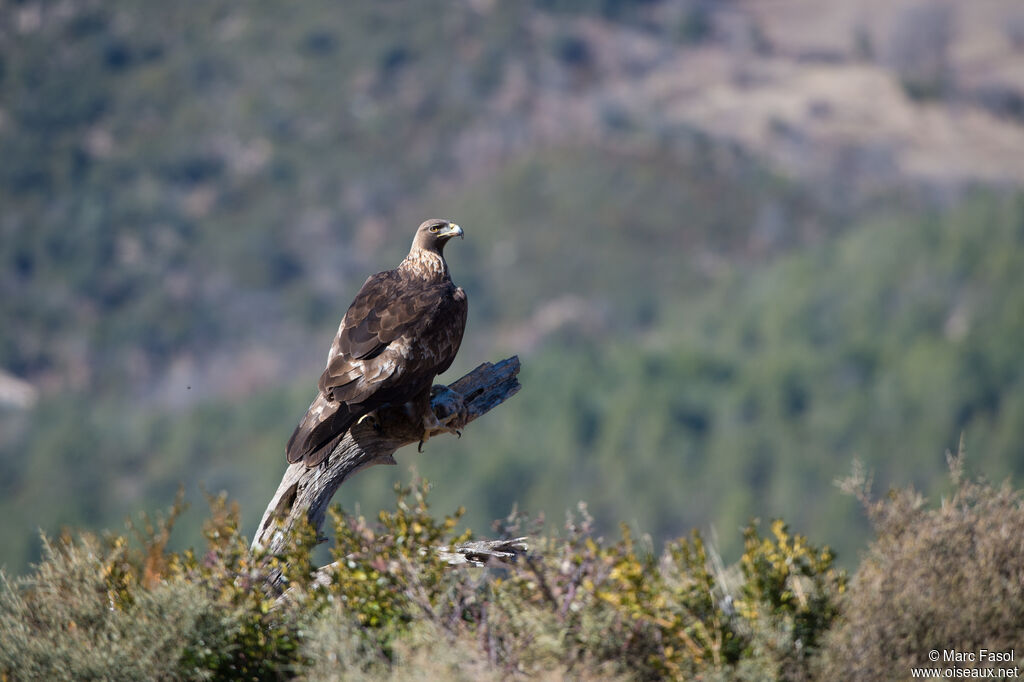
[{"left": 286, "top": 271, "right": 467, "bottom": 466}]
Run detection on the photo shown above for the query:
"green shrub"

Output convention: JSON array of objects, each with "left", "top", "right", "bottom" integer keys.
[
  {"left": 318, "top": 486, "right": 845, "bottom": 680},
  {"left": 821, "top": 447, "right": 1024, "bottom": 679},
  {"left": 0, "top": 478, "right": 848, "bottom": 680},
  {"left": 0, "top": 535, "right": 231, "bottom": 681},
  {"left": 737, "top": 520, "right": 846, "bottom": 680},
  {"left": 0, "top": 492, "right": 315, "bottom": 681},
  {"left": 299, "top": 616, "right": 507, "bottom": 682}
]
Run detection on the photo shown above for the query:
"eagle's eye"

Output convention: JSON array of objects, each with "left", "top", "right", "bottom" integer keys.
[{"left": 429, "top": 224, "right": 441, "bottom": 233}]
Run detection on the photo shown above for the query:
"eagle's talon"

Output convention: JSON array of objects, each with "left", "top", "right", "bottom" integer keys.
[{"left": 417, "top": 399, "right": 467, "bottom": 451}]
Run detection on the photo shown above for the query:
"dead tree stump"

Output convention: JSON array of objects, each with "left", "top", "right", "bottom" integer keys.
[{"left": 252, "top": 356, "right": 522, "bottom": 588}]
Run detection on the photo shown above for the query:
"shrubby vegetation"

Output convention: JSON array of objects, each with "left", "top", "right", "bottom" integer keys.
[
  {"left": 1, "top": 479, "right": 845, "bottom": 680},
  {"left": 822, "top": 444, "right": 1024, "bottom": 679},
  {"left": 0, "top": 492, "right": 313, "bottom": 680},
  {"left": 5, "top": 459, "right": 1020, "bottom": 681}
]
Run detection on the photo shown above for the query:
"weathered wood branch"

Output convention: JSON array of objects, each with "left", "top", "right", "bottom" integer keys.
[
  {"left": 252, "top": 356, "right": 522, "bottom": 575},
  {"left": 298, "top": 537, "right": 530, "bottom": 593},
  {"left": 434, "top": 536, "right": 530, "bottom": 567}
]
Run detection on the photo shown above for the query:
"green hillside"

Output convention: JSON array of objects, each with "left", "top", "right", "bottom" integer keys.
[
  {"left": 2, "top": 0, "right": 1024, "bottom": 578},
  {"left": 3, "top": 178, "right": 1021, "bottom": 570},
  {"left": 391, "top": 187, "right": 1024, "bottom": 562}
]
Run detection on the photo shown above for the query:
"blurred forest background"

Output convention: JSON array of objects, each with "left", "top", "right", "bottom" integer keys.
[{"left": 2, "top": 0, "right": 1024, "bottom": 575}]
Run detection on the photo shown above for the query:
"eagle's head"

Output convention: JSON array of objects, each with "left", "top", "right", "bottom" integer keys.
[{"left": 412, "top": 218, "right": 464, "bottom": 253}]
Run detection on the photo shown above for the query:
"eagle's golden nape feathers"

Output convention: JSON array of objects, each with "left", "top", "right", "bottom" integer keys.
[{"left": 286, "top": 218, "right": 469, "bottom": 467}]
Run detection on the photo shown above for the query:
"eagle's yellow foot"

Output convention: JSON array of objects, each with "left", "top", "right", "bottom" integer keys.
[
  {"left": 418, "top": 412, "right": 445, "bottom": 452},
  {"left": 417, "top": 386, "right": 469, "bottom": 452}
]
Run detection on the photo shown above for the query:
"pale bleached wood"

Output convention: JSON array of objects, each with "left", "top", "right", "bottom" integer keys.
[
  {"left": 298, "top": 537, "right": 530, "bottom": 593},
  {"left": 252, "top": 356, "right": 522, "bottom": 585}
]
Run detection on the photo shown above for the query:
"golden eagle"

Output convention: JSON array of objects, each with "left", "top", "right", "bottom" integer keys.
[{"left": 286, "top": 219, "right": 468, "bottom": 467}]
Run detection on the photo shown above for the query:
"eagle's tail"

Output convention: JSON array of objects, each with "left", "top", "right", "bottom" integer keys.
[{"left": 285, "top": 394, "right": 362, "bottom": 467}]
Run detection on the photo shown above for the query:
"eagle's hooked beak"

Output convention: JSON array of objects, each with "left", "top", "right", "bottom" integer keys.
[{"left": 440, "top": 222, "right": 464, "bottom": 240}]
